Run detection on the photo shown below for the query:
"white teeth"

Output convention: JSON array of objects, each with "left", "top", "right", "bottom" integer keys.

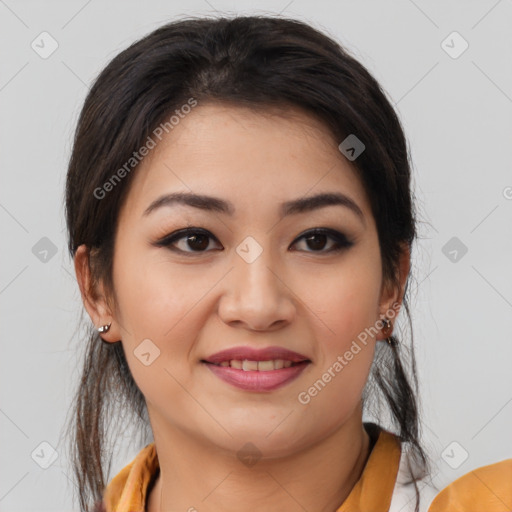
[
  {"left": 242, "top": 360, "right": 259, "bottom": 371},
  {"left": 257, "top": 360, "right": 275, "bottom": 371},
  {"left": 215, "top": 359, "right": 298, "bottom": 371}
]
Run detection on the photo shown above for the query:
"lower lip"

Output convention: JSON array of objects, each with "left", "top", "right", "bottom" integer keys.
[{"left": 203, "top": 361, "right": 310, "bottom": 391}]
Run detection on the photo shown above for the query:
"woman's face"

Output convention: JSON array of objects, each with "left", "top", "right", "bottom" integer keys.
[{"left": 93, "top": 104, "right": 401, "bottom": 456}]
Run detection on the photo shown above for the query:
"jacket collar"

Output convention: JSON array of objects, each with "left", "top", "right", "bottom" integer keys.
[{"left": 102, "top": 424, "right": 401, "bottom": 512}]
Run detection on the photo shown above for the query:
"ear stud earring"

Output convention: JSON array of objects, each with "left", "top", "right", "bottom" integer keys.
[
  {"left": 98, "top": 322, "right": 112, "bottom": 334},
  {"left": 381, "top": 317, "right": 397, "bottom": 346}
]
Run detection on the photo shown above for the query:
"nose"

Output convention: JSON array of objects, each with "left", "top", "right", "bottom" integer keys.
[{"left": 217, "top": 248, "right": 296, "bottom": 332}]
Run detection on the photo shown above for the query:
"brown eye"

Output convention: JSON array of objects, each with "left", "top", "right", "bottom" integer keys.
[
  {"left": 304, "top": 233, "right": 330, "bottom": 251},
  {"left": 291, "top": 228, "right": 353, "bottom": 253},
  {"left": 182, "top": 233, "right": 210, "bottom": 251},
  {"left": 155, "top": 228, "right": 222, "bottom": 254}
]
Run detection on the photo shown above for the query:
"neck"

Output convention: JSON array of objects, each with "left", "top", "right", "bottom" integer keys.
[{"left": 147, "top": 409, "right": 372, "bottom": 512}]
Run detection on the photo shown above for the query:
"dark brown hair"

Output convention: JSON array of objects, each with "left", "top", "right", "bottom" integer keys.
[{"left": 64, "top": 15, "right": 429, "bottom": 512}]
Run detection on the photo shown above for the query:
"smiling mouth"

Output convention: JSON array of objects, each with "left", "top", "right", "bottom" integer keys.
[{"left": 202, "top": 359, "right": 310, "bottom": 371}]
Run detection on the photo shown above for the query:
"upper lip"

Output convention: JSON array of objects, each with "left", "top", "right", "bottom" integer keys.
[{"left": 203, "top": 346, "right": 311, "bottom": 364}]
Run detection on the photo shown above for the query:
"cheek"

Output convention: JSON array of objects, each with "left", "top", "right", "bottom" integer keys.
[
  {"left": 111, "top": 252, "right": 205, "bottom": 398},
  {"left": 111, "top": 255, "right": 204, "bottom": 407},
  {"left": 111, "top": 249, "right": 227, "bottom": 378},
  {"left": 113, "top": 248, "right": 197, "bottom": 336},
  {"left": 298, "top": 283, "right": 378, "bottom": 423},
  {"left": 303, "top": 255, "right": 382, "bottom": 351},
  {"left": 294, "top": 251, "right": 381, "bottom": 406}
]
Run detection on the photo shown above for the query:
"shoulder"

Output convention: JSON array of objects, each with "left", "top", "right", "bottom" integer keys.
[{"left": 428, "top": 458, "right": 512, "bottom": 512}]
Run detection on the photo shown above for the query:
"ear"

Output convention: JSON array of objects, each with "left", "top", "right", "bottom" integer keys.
[
  {"left": 378, "top": 243, "right": 411, "bottom": 339},
  {"left": 74, "top": 244, "right": 122, "bottom": 343}
]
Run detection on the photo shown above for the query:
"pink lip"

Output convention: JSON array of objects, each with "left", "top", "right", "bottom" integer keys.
[
  {"left": 203, "top": 346, "right": 310, "bottom": 364},
  {"left": 202, "top": 345, "right": 311, "bottom": 392},
  {"left": 204, "top": 360, "right": 310, "bottom": 391}
]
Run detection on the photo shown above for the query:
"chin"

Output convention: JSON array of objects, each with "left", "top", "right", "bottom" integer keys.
[{"left": 221, "top": 424, "right": 308, "bottom": 457}]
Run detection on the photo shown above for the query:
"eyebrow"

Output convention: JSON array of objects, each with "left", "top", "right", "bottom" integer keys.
[{"left": 143, "top": 191, "right": 365, "bottom": 223}]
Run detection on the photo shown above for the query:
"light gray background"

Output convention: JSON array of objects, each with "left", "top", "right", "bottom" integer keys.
[{"left": 1, "top": 0, "right": 511, "bottom": 510}]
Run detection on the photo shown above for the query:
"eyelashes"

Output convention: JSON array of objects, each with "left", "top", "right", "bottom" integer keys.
[{"left": 153, "top": 227, "right": 354, "bottom": 256}]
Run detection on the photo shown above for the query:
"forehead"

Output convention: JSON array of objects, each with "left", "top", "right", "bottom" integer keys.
[{"left": 120, "top": 103, "right": 372, "bottom": 221}]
